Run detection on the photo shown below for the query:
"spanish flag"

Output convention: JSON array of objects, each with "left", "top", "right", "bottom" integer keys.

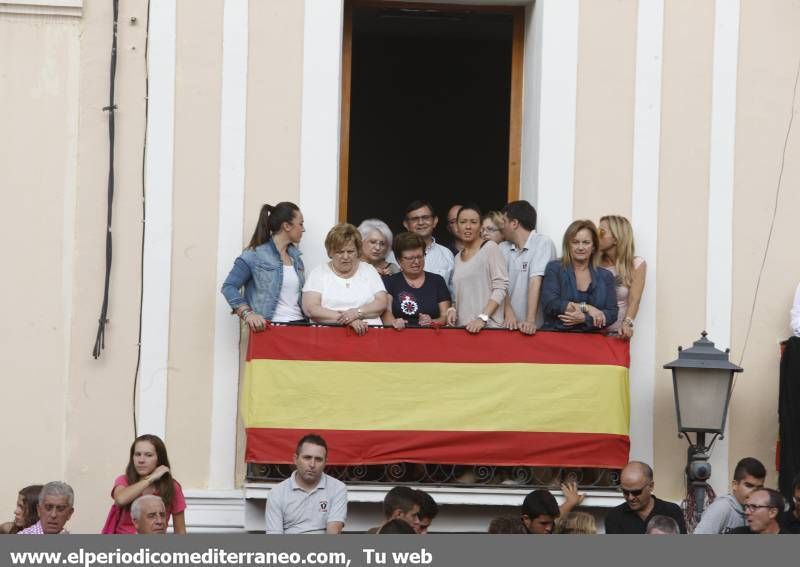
[{"left": 243, "top": 326, "right": 630, "bottom": 468}]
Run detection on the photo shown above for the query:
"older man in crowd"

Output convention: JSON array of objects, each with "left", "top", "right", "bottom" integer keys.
[
  {"left": 604, "top": 461, "right": 687, "bottom": 534},
  {"left": 19, "top": 482, "right": 74, "bottom": 535},
  {"left": 132, "top": 495, "right": 167, "bottom": 535},
  {"left": 732, "top": 488, "right": 789, "bottom": 534},
  {"left": 265, "top": 434, "right": 347, "bottom": 534}
]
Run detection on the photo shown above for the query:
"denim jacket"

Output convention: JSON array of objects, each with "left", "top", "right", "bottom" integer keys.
[
  {"left": 220, "top": 240, "right": 305, "bottom": 319},
  {"left": 540, "top": 260, "right": 618, "bottom": 332}
]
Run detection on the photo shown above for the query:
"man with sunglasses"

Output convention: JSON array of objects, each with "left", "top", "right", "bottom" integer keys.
[
  {"left": 604, "top": 461, "right": 687, "bottom": 534},
  {"left": 731, "top": 488, "right": 787, "bottom": 534},
  {"left": 694, "top": 457, "right": 766, "bottom": 534}
]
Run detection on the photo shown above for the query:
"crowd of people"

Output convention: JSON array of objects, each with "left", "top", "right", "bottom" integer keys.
[
  {"left": 259, "top": 434, "right": 800, "bottom": 535},
  {"left": 220, "top": 199, "right": 647, "bottom": 337},
  {"left": 3, "top": 434, "right": 799, "bottom": 535}
]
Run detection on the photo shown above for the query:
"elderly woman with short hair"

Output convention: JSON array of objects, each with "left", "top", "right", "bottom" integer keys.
[
  {"left": 302, "top": 223, "right": 388, "bottom": 336},
  {"left": 382, "top": 232, "right": 451, "bottom": 329},
  {"left": 358, "top": 219, "right": 400, "bottom": 276},
  {"left": 540, "top": 220, "right": 618, "bottom": 331}
]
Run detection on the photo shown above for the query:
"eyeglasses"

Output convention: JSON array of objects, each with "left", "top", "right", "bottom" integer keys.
[
  {"left": 481, "top": 227, "right": 499, "bottom": 233},
  {"left": 406, "top": 215, "right": 433, "bottom": 224},
  {"left": 621, "top": 484, "right": 650, "bottom": 497},
  {"left": 743, "top": 504, "right": 774, "bottom": 512},
  {"left": 400, "top": 254, "right": 424, "bottom": 263},
  {"left": 447, "top": 218, "right": 458, "bottom": 225}
]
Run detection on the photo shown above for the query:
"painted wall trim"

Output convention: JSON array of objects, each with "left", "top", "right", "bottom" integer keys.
[
  {"left": 0, "top": 0, "right": 81, "bottom": 17},
  {"left": 138, "top": 0, "right": 176, "bottom": 438},
  {"left": 706, "top": 0, "right": 740, "bottom": 492},
  {"left": 530, "top": 0, "right": 579, "bottom": 241},
  {"left": 209, "top": 0, "right": 248, "bottom": 490},
  {"left": 629, "top": 0, "right": 664, "bottom": 466},
  {"left": 298, "top": 0, "right": 345, "bottom": 272}
]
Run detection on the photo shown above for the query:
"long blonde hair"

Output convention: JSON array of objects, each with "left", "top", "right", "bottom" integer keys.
[
  {"left": 600, "top": 215, "right": 635, "bottom": 287},
  {"left": 556, "top": 511, "right": 597, "bottom": 534}
]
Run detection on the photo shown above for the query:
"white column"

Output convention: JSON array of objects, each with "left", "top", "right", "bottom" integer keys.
[
  {"left": 138, "top": 0, "right": 177, "bottom": 438},
  {"left": 521, "top": 0, "right": 579, "bottom": 240},
  {"left": 298, "top": 0, "right": 345, "bottom": 271},
  {"left": 706, "top": 0, "right": 741, "bottom": 492},
  {"left": 629, "top": 0, "right": 665, "bottom": 466},
  {"left": 209, "top": 0, "right": 249, "bottom": 490}
]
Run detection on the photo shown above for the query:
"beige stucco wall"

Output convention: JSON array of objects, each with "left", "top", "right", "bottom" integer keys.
[
  {"left": 573, "top": 0, "right": 637, "bottom": 220},
  {"left": 652, "top": 0, "right": 715, "bottom": 501},
  {"left": 729, "top": 0, "right": 800, "bottom": 486},
  {"left": 3, "top": 0, "right": 800, "bottom": 533},
  {"left": 0, "top": 10, "right": 81, "bottom": 504}
]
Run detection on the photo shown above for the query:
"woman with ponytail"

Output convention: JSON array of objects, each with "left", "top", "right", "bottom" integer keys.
[{"left": 221, "top": 202, "right": 306, "bottom": 330}]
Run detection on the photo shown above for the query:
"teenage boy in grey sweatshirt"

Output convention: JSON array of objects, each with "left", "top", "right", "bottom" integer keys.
[{"left": 693, "top": 457, "right": 766, "bottom": 534}]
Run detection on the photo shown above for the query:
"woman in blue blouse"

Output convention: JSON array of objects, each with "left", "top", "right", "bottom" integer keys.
[
  {"left": 541, "top": 219, "right": 618, "bottom": 332},
  {"left": 221, "top": 202, "right": 306, "bottom": 331}
]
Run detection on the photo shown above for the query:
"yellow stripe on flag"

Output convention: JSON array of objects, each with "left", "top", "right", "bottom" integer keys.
[{"left": 242, "top": 360, "right": 630, "bottom": 435}]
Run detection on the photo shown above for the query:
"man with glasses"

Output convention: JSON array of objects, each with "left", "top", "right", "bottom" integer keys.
[
  {"left": 694, "top": 457, "right": 766, "bottom": 533},
  {"left": 500, "top": 200, "right": 556, "bottom": 335},
  {"left": 604, "top": 461, "right": 687, "bottom": 534},
  {"left": 392, "top": 200, "right": 454, "bottom": 287},
  {"left": 732, "top": 488, "right": 787, "bottom": 534}
]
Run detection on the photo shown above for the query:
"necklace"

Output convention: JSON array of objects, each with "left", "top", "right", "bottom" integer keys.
[
  {"left": 330, "top": 262, "right": 353, "bottom": 287},
  {"left": 404, "top": 274, "right": 424, "bottom": 289}
]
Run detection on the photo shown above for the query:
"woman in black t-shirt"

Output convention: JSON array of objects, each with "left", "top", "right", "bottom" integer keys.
[{"left": 382, "top": 232, "right": 451, "bottom": 329}]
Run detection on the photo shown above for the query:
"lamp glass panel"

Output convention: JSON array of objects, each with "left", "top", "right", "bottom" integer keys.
[{"left": 674, "top": 368, "right": 732, "bottom": 431}]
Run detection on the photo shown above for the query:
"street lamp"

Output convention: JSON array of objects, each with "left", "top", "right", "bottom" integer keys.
[{"left": 663, "top": 331, "right": 743, "bottom": 523}]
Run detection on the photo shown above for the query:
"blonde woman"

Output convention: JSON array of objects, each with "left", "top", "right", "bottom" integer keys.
[
  {"left": 598, "top": 215, "right": 646, "bottom": 338},
  {"left": 480, "top": 211, "right": 505, "bottom": 245},
  {"left": 556, "top": 511, "right": 597, "bottom": 535}
]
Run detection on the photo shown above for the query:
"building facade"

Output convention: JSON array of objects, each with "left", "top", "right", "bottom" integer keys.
[{"left": 1, "top": 0, "right": 799, "bottom": 532}]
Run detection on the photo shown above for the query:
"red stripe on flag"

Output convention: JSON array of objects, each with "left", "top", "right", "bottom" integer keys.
[
  {"left": 247, "top": 326, "right": 629, "bottom": 367},
  {"left": 246, "top": 428, "right": 630, "bottom": 469}
]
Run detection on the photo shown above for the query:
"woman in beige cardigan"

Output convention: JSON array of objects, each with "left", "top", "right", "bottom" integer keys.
[{"left": 446, "top": 204, "right": 509, "bottom": 333}]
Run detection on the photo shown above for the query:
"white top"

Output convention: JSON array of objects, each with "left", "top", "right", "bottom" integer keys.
[
  {"left": 506, "top": 231, "right": 557, "bottom": 325},
  {"left": 302, "top": 261, "right": 386, "bottom": 325},
  {"left": 792, "top": 283, "right": 800, "bottom": 337},
  {"left": 265, "top": 472, "right": 348, "bottom": 534},
  {"left": 272, "top": 265, "right": 304, "bottom": 323}
]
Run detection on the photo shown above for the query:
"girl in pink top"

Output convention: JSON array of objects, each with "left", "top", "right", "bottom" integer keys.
[
  {"left": 105, "top": 434, "right": 186, "bottom": 534},
  {"left": 598, "top": 215, "right": 647, "bottom": 338}
]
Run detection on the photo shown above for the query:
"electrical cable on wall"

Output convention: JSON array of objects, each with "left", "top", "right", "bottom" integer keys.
[
  {"left": 92, "top": 0, "right": 121, "bottom": 359},
  {"left": 132, "top": 0, "right": 152, "bottom": 433},
  {"left": 735, "top": 49, "right": 800, "bottom": 372}
]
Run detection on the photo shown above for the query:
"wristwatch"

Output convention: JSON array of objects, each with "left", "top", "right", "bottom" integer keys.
[
  {"left": 579, "top": 302, "right": 589, "bottom": 313},
  {"left": 477, "top": 313, "right": 489, "bottom": 324},
  {"left": 357, "top": 308, "right": 364, "bottom": 320}
]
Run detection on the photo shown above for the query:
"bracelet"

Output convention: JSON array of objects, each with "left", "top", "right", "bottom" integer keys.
[
  {"left": 239, "top": 308, "right": 253, "bottom": 319},
  {"left": 623, "top": 317, "right": 634, "bottom": 328},
  {"left": 446, "top": 306, "right": 457, "bottom": 313}
]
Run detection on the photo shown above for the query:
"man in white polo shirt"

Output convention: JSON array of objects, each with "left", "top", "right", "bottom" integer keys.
[
  {"left": 265, "top": 434, "right": 347, "bottom": 534},
  {"left": 501, "top": 200, "right": 556, "bottom": 335}
]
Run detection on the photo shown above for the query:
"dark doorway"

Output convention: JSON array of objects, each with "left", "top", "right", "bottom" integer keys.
[{"left": 340, "top": 2, "right": 523, "bottom": 243}]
